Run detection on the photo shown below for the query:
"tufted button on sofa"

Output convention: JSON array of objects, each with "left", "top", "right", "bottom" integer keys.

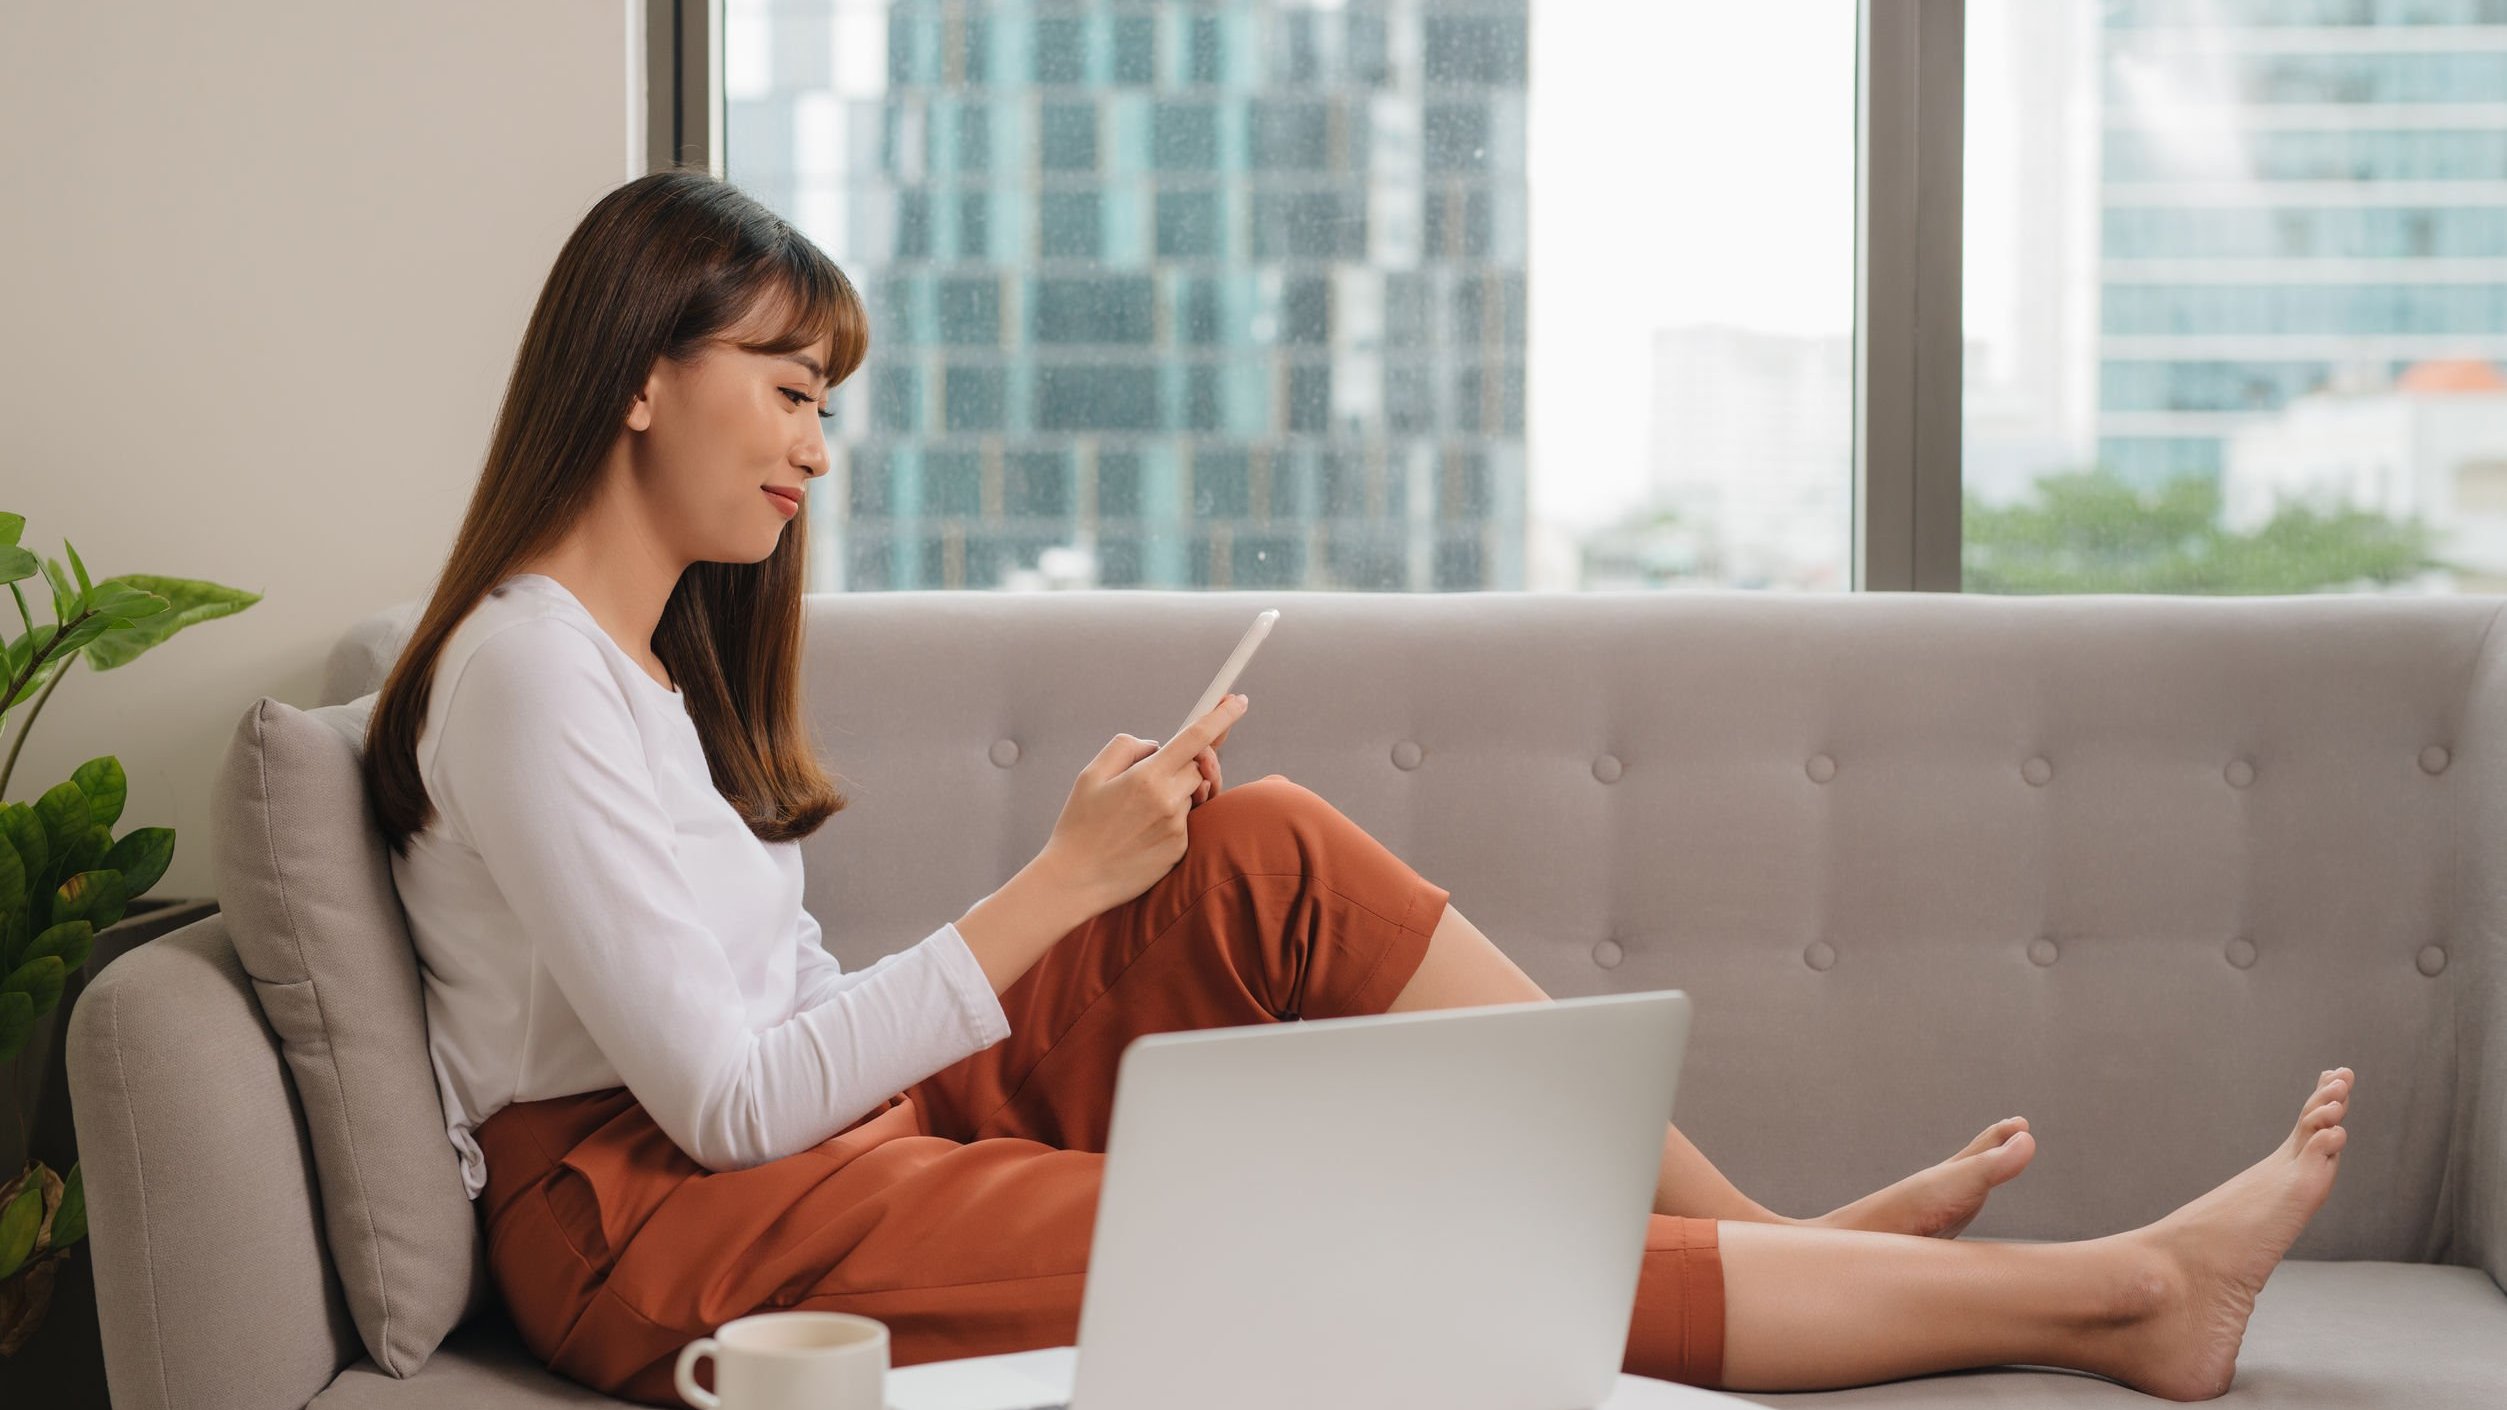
[{"left": 67, "top": 590, "right": 2507, "bottom": 1407}]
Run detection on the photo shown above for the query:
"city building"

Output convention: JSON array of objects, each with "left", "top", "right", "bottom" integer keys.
[
  {"left": 726, "top": 0, "right": 1529, "bottom": 592},
  {"left": 2223, "top": 357, "right": 2507, "bottom": 589},
  {"left": 1641, "top": 325, "right": 1850, "bottom": 592},
  {"left": 2097, "top": 0, "right": 2507, "bottom": 490}
]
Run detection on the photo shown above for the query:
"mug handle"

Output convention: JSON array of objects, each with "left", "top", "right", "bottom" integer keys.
[{"left": 675, "top": 1337, "right": 722, "bottom": 1409}]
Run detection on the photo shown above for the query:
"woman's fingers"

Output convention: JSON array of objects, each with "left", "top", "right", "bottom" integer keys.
[{"left": 1189, "top": 746, "right": 1221, "bottom": 806}]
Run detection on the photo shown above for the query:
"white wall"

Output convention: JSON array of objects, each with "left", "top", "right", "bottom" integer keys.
[{"left": 1, "top": 1, "right": 641, "bottom": 898}]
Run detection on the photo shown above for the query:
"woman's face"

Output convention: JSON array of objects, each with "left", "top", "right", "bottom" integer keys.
[{"left": 622, "top": 293, "right": 834, "bottom": 565}]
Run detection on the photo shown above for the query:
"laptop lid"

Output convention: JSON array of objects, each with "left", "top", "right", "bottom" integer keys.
[{"left": 1067, "top": 990, "right": 1692, "bottom": 1410}]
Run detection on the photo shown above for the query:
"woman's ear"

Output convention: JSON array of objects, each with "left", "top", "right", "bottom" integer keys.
[{"left": 625, "top": 383, "right": 655, "bottom": 432}]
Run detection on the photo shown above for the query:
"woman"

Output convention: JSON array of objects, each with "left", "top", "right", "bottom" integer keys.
[{"left": 364, "top": 169, "right": 2351, "bottom": 1406}]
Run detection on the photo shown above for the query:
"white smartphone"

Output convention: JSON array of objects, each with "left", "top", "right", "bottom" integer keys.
[{"left": 1178, "top": 609, "right": 1278, "bottom": 740}]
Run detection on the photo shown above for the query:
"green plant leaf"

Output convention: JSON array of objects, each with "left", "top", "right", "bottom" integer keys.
[
  {"left": 24, "top": 920, "right": 92, "bottom": 975},
  {"left": 3, "top": 620, "right": 55, "bottom": 684},
  {"left": 0, "top": 545, "right": 35, "bottom": 586},
  {"left": 51, "top": 1165, "right": 83, "bottom": 1249},
  {"left": 80, "top": 575, "right": 261, "bottom": 672},
  {"left": 62, "top": 825, "right": 110, "bottom": 880},
  {"left": 76, "top": 584, "right": 167, "bottom": 625},
  {"left": 50, "top": 872, "right": 118, "bottom": 933},
  {"left": 0, "top": 513, "right": 22, "bottom": 549},
  {"left": 0, "top": 805, "right": 49, "bottom": 897},
  {"left": 102, "top": 827, "right": 172, "bottom": 901},
  {"left": 41, "top": 557, "right": 72, "bottom": 619},
  {"left": 0, "top": 652, "right": 72, "bottom": 741},
  {"left": 0, "top": 955, "right": 65, "bottom": 1020},
  {"left": 0, "top": 1179, "right": 40, "bottom": 1281},
  {"left": 62, "top": 539, "right": 92, "bottom": 598},
  {"left": 0, "top": 991, "right": 29, "bottom": 1066},
  {"left": 41, "top": 609, "right": 132, "bottom": 663},
  {"left": 6, "top": 579, "right": 30, "bottom": 637},
  {"left": 71, "top": 757, "right": 126, "bottom": 830},
  {"left": 32, "top": 782, "right": 87, "bottom": 870},
  {"left": 0, "top": 835, "right": 22, "bottom": 971}
]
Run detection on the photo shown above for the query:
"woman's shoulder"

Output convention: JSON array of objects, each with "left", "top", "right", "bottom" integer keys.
[
  {"left": 441, "top": 582, "right": 620, "bottom": 700},
  {"left": 423, "top": 580, "right": 659, "bottom": 772}
]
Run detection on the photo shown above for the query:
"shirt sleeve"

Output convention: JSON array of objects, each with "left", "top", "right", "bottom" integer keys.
[
  {"left": 428, "top": 617, "right": 1012, "bottom": 1173},
  {"left": 789, "top": 902, "right": 1004, "bottom": 1030}
]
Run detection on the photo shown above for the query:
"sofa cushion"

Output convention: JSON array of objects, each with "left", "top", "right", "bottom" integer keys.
[
  {"left": 1711, "top": 1260, "right": 2507, "bottom": 1408},
  {"left": 211, "top": 691, "right": 490, "bottom": 1376},
  {"left": 305, "top": 1261, "right": 2507, "bottom": 1408}
]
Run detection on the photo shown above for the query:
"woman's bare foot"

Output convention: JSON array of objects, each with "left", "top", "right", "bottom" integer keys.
[
  {"left": 2092, "top": 1068, "right": 2353, "bottom": 1401},
  {"left": 1812, "top": 1117, "right": 2038, "bottom": 1238}
]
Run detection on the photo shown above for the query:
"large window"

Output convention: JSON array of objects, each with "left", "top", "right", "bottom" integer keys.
[
  {"left": 707, "top": 0, "right": 2487, "bottom": 596},
  {"left": 1962, "top": 0, "right": 2493, "bottom": 593},
  {"left": 720, "top": 0, "right": 1858, "bottom": 592}
]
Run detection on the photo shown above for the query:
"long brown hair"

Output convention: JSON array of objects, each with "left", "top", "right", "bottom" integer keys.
[{"left": 365, "top": 167, "right": 866, "bottom": 858}]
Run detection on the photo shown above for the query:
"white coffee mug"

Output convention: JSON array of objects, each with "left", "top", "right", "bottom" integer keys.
[{"left": 674, "top": 1310, "right": 889, "bottom": 1410}]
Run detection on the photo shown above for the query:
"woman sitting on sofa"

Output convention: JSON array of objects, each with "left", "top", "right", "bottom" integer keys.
[{"left": 359, "top": 168, "right": 2352, "bottom": 1406}]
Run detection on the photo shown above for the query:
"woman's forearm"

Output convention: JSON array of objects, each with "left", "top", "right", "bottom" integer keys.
[{"left": 955, "top": 855, "right": 1105, "bottom": 997}]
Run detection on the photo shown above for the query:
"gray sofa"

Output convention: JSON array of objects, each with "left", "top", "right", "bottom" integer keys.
[{"left": 65, "top": 588, "right": 2507, "bottom": 1407}]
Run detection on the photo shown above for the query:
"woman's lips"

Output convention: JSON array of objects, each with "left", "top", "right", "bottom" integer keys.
[{"left": 763, "top": 486, "right": 801, "bottom": 516}]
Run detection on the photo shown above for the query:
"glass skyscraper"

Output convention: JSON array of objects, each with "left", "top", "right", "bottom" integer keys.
[
  {"left": 2098, "top": 0, "right": 2507, "bottom": 487},
  {"left": 728, "top": 0, "right": 1528, "bottom": 591}
]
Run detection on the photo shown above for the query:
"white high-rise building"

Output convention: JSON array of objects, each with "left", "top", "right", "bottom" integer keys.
[
  {"left": 1644, "top": 325, "right": 1851, "bottom": 591},
  {"left": 2224, "top": 359, "right": 2507, "bottom": 590}
]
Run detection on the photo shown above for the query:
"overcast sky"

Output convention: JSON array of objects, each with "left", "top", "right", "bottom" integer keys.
[{"left": 1526, "top": 0, "right": 1858, "bottom": 530}]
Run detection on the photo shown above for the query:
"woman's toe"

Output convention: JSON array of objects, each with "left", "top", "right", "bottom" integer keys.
[
  {"left": 1956, "top": 1117, "right": 2026, "bottom": 1160},
  {"left": 1976, "top": 1128, "right": 2036, "bottom": 1184}
]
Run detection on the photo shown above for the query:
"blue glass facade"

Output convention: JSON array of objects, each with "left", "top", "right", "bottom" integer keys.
[
  {"left": 730, "top": 0, "right": 1529, "bottom": 592},
  {"left": 2099, "top": 0, "right": 2507, "bottom": 487}
]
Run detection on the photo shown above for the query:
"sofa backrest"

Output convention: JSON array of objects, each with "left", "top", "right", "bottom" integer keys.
[
  {"left": 75, "top": 588, "right": 2501, "bottom": 1409},
  {"left": 326, "top": 587, "right": 2507, "bottom": 1264}
]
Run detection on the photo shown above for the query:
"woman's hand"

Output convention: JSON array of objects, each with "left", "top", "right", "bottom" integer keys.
[
  {"left": 1036, "top": 694, "right": 1250, "bottom": 914},
  {"left": 1189, "top": 717, "right": 1232, "bottom": 808}
]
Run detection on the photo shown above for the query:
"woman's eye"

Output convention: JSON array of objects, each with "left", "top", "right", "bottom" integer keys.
[{"left": 782, "top": 387, "right": 834, "bottom": 419}]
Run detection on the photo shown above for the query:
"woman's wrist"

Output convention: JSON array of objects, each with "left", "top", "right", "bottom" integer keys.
[
  {"left": 955, "top": 852, "right": 1106, "bottom": 995},
  {"left": 1029, "top": 845, "right": 1120, "bottom": 926}
]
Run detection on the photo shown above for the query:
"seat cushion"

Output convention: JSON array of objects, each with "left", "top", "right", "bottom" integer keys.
[
  {"left": 211, "top": 692, "right": 490, "bottom": 1376},
  {"left": 312, "top": 1311, "right": 628, "bottom": 1406},
  {"left": 1717, "top": 1260, "right": 2507, "bottom": 1407},
  {"left": 300, "top": 1260, "right": 2507, "bottom": 1407}
]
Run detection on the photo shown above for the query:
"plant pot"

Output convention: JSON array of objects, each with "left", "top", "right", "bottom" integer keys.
[{"left": 2, "top": 895, "right": 219, "bottom": 1403}]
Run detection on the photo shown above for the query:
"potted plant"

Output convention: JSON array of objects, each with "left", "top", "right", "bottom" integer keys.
[{"left": 0, "top": 509, "right": 258, "bottom": 1373}]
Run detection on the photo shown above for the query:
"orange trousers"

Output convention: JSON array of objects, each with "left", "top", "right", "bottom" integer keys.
[{"left": 474, "top": 774, "right": 1727, "bottom": 1405}]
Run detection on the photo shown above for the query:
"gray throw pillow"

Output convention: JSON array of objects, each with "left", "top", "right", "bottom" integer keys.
[{"left": 210, "top": 692, "right": 490, "bottom": 1376}]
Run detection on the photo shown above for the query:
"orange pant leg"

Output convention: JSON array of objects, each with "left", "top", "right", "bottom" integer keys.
[
  {"left": 905, "top": 773, "right": 1452, "bottom": 1150},
  {"left": 476, "top": 776, "right": 1725, "bottom": 1402}
]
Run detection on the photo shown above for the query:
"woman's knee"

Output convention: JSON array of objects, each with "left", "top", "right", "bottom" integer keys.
[
  {"left": 1186, "top": 777, "right": 1341, "bottom": 879},
  {"left": 1189, "top": 772, "right": 1328, "bottom": 844}
]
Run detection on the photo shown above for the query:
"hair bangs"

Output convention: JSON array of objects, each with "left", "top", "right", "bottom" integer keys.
[{"left": 735, "top": 235, "right": 871, "bottom": 391}]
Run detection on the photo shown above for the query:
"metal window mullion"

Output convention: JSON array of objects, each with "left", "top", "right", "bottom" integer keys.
[
  {"left": 1855, "top": 0, "right": 1964, "bottom": 592},
  {"left": 650, "top": 0, "right": 723, "bottom": 176}
]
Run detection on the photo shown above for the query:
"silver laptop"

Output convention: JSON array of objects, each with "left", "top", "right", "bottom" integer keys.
[{"left": 961, "top": 989, "right": 1693, "bottom": 1410}]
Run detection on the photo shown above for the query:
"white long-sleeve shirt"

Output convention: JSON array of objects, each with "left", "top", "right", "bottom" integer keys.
[{"left": 391, "top": 572, "right": 1011, "bottom": 1199}]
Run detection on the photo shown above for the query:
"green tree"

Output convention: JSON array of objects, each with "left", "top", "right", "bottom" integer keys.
[{"left": 1963, "top": 466, "right": 2447, "bottom": 594}]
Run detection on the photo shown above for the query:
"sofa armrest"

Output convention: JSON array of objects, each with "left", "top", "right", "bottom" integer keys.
[
  {"left": 2454, "top": 603, "right": 2507, "bottom": 1294},
  {"left": 66, "top": 914, "right": 363, "bottom": 1410}
]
